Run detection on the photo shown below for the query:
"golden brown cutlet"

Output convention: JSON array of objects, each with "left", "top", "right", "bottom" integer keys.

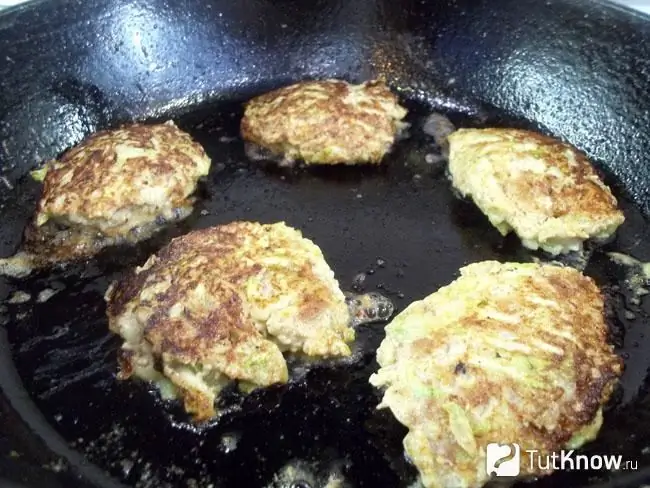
[
  {"left": 105, "top": 221, "right": 355, "bottom": 421},
  {"left": 241, "top": 79, "right": 408, "bottom": 165},
  {"left": 370, "top": 261, "right": 623, "bottom": 488},
  {"left": 447, "top": 128, "right": 625, "bottom": 255},
  {"left": 0, "top": 121, "right": 211, "bottom": 277}
]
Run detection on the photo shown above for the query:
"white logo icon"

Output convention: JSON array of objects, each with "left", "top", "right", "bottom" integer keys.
[{"left": 486, "top": 443, "right": 521, "bottom": 477}]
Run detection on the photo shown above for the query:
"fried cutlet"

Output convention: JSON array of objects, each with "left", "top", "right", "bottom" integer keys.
[
  {"left": 447, "top": 128, "right": 625, "bottom": 255},
  {"left": 241, "top": 79, "right": 408, "bottom": 166},
  {"left": 370, "top": 261, "right": 623, "bottom": 488},
  {"left": 105, "top": 221, "right": 355, "bottom": 421},
  {"left": 0, "top": 121, "right": 211, "bottom": 277}
]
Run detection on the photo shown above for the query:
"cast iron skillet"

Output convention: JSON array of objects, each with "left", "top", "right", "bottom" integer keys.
[{"left": 2, "top": 0, "right": 650, "bottom": 487}]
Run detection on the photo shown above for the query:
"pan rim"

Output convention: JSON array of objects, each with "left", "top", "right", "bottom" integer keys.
[{"left": 2, "top": 0, "right": 650, "bottom": 485}]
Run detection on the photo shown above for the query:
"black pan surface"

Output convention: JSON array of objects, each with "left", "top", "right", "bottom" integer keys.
[{"left": 2, "top": 1, "right": 650, "bottom": 488}]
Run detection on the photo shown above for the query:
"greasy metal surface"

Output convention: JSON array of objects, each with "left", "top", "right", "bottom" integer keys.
[
  {"left": 0, "top": 0, "right": 650, "bottom": 487},
  {"left": 2, "top": 100, "right": 650, "bottom": 488}
]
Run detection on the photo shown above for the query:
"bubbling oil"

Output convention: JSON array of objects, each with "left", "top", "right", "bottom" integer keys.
[
  {"left": 265, "top": 459, "right": 349, "bottom": 488},
  {"left": 345, "top": 291, "right": 395, "bottom": 327},
  {"left": 607, "top": 252, "right": 650, "bottom": 305}
]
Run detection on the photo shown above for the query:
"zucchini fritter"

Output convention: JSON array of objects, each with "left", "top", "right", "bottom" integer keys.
[
  {"left": 447, "top": 128, "right": 625, "bottom": 255},
  {"left": 105, "top": 221, "right": 354, "bottom": 422},
  {"left": 370, "top": 261, "right": 622, "bottom": 488},
  {"left": 0, "top": 121, "right": 211, "bottom": 276},
  {"left": 241, "top": 79, "right": 408, "bottom": 166}
]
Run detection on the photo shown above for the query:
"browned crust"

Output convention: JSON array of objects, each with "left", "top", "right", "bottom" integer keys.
[
  {"left": 148, "top": 279, "right": 255, "bottom": 363},
  {"left": 116, "top": 349, "right": 135, "bottom": 380},
  {"left": 108, "top": 222, "right": 348, "bottom": 361},
  {"left": 106, "top": 225, "right": 258, "bottom": 362},
  {"left": 181, "top": 387, "right": 216, "bottom": 421},
  {"left": 461, "top": 266, "right": 623, "bottom": 444},
  {"left": 498, "top": 130, "right": 618, "bottom": 219},
  {"left": 21, "top": 222, "right": 109, "bottom": 263}
]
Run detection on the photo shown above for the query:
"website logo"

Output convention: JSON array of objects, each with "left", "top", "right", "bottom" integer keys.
[
  {"left": 486, "top": 443, "right": 638, "bottom": 478},
  {"left": 486, "top": 443, "right": 521, "bottom": 477}
]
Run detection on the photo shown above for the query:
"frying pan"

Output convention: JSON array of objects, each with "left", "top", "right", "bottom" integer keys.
[{"left": 1, "top": 0, "right": 650, "bottom": 487}]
